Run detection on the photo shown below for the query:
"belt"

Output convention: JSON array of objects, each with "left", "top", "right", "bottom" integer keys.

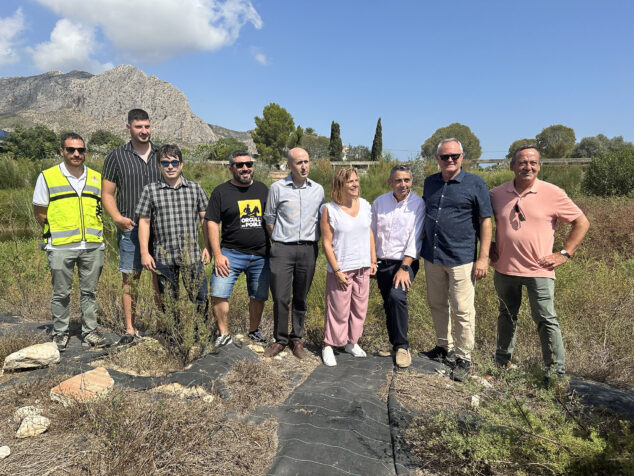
[{"left": 274, "top": 240, "right": 317, "bottom": 245}]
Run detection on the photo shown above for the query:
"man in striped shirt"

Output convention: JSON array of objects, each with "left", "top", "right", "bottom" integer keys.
[{"left": 102, "top": 109, "right": 162, "bottom": 344}]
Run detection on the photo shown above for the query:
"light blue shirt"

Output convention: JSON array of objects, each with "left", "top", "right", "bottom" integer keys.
[{"left": 264, "top": 175, "right": 325, "bottom": 242}]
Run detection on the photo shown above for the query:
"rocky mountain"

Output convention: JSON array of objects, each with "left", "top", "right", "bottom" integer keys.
[{"left": 0, "top": 65, "right": 255, "bottom": 152}]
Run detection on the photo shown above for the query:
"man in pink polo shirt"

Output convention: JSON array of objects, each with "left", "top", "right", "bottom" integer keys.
[{"left": 489, "top": 145, "right": 589, "bottom": 383}]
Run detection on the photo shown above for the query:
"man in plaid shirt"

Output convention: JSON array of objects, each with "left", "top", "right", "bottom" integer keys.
[{"left": 136, "top": 144, "right": 210, "bottom": 319}]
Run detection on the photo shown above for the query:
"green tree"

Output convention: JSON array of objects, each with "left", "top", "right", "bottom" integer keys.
[
  {"left": 582, "top": 147, "right": 634, "bottom": 196},
  {"left": 371, "top": 117, "right": 382, "bottom": 161},
  {"left": 288, "top": 125, "right": 304, "bottom": 149},
  {"left": 535, "top": 124, "right": 576, "bottom": 158},
  {"left": 347, "top": 145, "right": 371, "bottom": 161},
  {"left": 328, "top": 121, "right": 343, "bottom": 161},
  {"left": 506, "top": 138, "right": 537, "bottom": 160},
  {"left": 206, "top": 137, "right": 248, "bottom": 161},
  {"left": 571, "top": 134, "right": 632, "bottom": 158},
  {"left": 304, "top": 127, "right": 316, "bottom": 136},
  {"left": 251, "top": 103, "right": 296, "bottom": 165},
  {"left": 88, "top": 129, "right": 125, "bottom": 152},
  {"left": 420, "top": 123, "right": 482, "bottom": 161},
  {"left": 300, "top": 133, "right": 329, "bottom": 159},
  {"left": 0, "top": 125, "right": 59, "bottom": 160}
]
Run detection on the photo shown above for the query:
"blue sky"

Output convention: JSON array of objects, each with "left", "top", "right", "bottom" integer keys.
[{"left": 1, "top": 0, "right": 633, "bottom": 160}]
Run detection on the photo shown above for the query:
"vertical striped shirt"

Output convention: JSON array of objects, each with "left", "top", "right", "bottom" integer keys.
[{"left": 102, "top": 141, "right": 162, "bottom": 222}]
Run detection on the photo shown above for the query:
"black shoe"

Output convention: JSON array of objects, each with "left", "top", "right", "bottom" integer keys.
[
  {"left": 451, "top": 358, "right": 472, "bottom": 382},
  {"left": 248, "top": 329, "right": 267, "bottom": 344},
  {"left": 118, "top": 333, "right": 135, "bottom": 346},
  {"left": 419, "top": 346, "right": 448, "bottom": 362}
]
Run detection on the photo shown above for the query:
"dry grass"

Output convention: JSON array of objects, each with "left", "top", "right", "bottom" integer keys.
[
  {"left": 0, "top": 379, "right": 278, "bottom": 476},
  {"left": 91, "top": 337, "right": 182, "bottom": 377},
  {"left": 0, "top": 329, "right": 49, "bottom": 364}
]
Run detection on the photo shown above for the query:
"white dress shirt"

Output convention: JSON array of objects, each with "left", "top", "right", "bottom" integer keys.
[{"left": 371, "top": 190, "right": 425, "bottom": 261}]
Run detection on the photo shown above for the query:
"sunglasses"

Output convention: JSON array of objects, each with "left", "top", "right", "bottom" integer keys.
[
  {"left": 160, "top": 159, "right": 182, "bottom": 168},
  {"left": 64, "top": 147, "right": 86, "bottom": 154},
  {"left": 514, "top": 201, "right": 526, "bottom": 221},
  {"left": 438, "top": 153, "right": 461, "bottom": 161},
  {"left": 233, "top": 161, "right": 254, "bottom": 169}
]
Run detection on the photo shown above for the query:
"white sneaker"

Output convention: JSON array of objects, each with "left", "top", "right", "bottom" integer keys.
[
  {"left": 345, "top": 343, "right": 366, "bottom": 357},
  {"left": 322, "top": 346, "right": 337, "bottom": 366}
]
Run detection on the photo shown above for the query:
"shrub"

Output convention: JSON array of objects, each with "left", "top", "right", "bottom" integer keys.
[{"left": 582, "top": 147, "right": 634, "bottom": 196}]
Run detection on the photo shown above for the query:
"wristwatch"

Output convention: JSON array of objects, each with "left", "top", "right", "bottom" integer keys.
[
  {"left": 560, "top": 250, "right": 571, "bottom": 259},
  {"left": 400, "top": 264, "right": 411, "bottom": 272}
]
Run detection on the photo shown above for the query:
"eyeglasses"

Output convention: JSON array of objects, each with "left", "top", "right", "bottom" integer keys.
[
  {"left": 160, "top": 159, "right": 181, "bottom": 168},
  {"left": 514, "top": 200, "right": 526, "bottom": 221},
  {"left": 64, "top": 147, "right": 86, "bottom": 154},
  {"left": 233, "top": 161, "right": 254, "bottom": 169},
  {"left": 438, "top": 153, "right": 461, "bottom": 161}
]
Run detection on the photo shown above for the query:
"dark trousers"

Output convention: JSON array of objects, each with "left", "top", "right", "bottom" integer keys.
[
  {"left": 155, "top": 260, "right": 209, "bottom": 318},
  {"left": 269, "top": 242, "right": 318, "bottom": 346},
  {"left": 376, "top": 259, "right": 419, "bottom": 351}
]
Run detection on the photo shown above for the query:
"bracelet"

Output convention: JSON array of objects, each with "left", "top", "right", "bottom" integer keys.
[
  {"left": 334, "top": 268, "right": 341, "bottom": 273},
  {"left": 371, "top": 262, "right": 377, "bottom": 265}
]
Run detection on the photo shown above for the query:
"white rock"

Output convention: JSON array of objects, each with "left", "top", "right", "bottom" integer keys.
[
  {"left": 247, "top": 344, "right": 264, "bottom": 353},
  {"left": 3, "top": 342, "right": 60, "bottom": 372},
  {"left": 203, "top": 395, "right": 214, "bottom": 403},
  {"left": 0, "top": 446, "right": 10, "bottom": 459},
  {"left": 274, "top": 356, "right": 283, "bottom": 360},
  {"left": 235, "top": 334, "right": 245, "bottom": 340},
  {"left": 470, "top": 395, "right": 480, "bottom": 408},
  {"left": 16, "top": 415, "right": 50, "bottom": 438},
  {"left": 14, "top": 406, "right": 43, "bottom": 425},
  {"left": 470, "top": 375, "right": 494, "bottom": 389},
  {"left": 279, "top": 351, "right": 288, "bottom": 357}
]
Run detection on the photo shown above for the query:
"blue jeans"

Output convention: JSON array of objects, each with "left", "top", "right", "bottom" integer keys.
[
  {"left": 210, "top": 248, "right": 270, "bottom": 301},
  {"left": 117, "top": 226, "right": 143, "bottom": 274},
  {"left": 494, "top": 271, "right": 565, "bottom": 375},
  {"left": 155, "top": 260, "right": 208, "bottom": 317}
]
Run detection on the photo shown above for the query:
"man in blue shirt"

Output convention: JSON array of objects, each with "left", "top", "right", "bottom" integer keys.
[{"left": 420, "top": 138, "right": 492, "bottom": 381}]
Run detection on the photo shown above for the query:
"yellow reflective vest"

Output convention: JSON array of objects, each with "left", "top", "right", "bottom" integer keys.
[{"left": 41, "top": 164, "right": 103, "bottom": 246}]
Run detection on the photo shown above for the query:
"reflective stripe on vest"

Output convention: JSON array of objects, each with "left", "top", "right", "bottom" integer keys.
[{"left": 42, "top": 165, "right": 103, "bottom": 246}]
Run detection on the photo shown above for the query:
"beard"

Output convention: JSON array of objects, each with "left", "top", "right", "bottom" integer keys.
[{"left": 234, "top": 171, "right": 253, "bottom": 184}]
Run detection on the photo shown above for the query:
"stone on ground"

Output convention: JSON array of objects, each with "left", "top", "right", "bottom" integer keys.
[
  {"left": 16, "top": 415, "right": 50, "bottom": 438},
  {"left": 248, "top": 344, "right": 265, "bottom": 353},
  {"left": 3, "top": 342, "right": 60, "bottom": 372},
  {"left": 50, "top": 366, "right": 114, "bottom": 407},
  {"left": 14, "top": 406, "right": 43, "bottom": 425},
  {"left": 152, "top": 382, "right": 211, "bottom": 400},
  {"left": 0, "top": 446, "right": 10, "bottom": 459}
]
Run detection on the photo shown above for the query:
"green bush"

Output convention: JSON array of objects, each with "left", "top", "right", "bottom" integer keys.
[
  {"left": 0, "top": 125, "right": 59, "bottom": 160},
  {"left": 540, "top": 164, "right": 584, "bottom": 197},
  {"left": 582, "top": 147, "right": 634, "bottom": 196}
]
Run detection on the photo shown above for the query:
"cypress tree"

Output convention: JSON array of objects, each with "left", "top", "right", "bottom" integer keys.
[
  {"left": 328, "top": 121, "right": 343, "bottom": 161},
  {"left": 371, "top": 117, "right": 382, "bottom": 161}
]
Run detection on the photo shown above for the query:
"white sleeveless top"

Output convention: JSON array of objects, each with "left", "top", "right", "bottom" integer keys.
[{"left": 323, "top": 198, "right": 372, "bottom": 272}]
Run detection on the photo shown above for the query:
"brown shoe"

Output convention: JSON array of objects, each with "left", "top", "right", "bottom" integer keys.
[
  {"left": 291, "top": 341, "right": 306, "bottom": 360},
  {"left": 264, "top": 343, "right": 284, "bottom": 358}
]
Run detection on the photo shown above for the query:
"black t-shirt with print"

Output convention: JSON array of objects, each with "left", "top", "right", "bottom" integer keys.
[{"left": 206, "top": 180, "right": 269, "bottom": 257}]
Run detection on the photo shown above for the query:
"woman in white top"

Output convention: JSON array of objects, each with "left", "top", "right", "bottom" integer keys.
[{"left": 320, "top": 167, "right": 377, "bottom": 366}]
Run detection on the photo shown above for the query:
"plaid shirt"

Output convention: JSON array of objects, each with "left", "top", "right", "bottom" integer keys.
[{"left": 136, "top": 177, "right": 209, "bottom": 265}]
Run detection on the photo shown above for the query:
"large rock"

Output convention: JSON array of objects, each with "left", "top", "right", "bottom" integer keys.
[
  {"left": 0, "top": 446, "right": 10, "bottom": 459},
  {"left": 14, "top": 406, "right": 44, "bottom": 425},
  {"left": 16, "top": 415, "right": 50, "bottom": 438},
  {"left": 0, "top": 66, "right": 223, "bottom": 147},
  {"left": 50, "top": 367, "right": 114, "bottom": 407},
  {"left": 3, "top": 342, "right": 60, "bottom": 372}
]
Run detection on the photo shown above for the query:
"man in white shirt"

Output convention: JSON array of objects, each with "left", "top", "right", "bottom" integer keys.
[
  {"left": 371, "top": 164, "right": 425, "bottom": 368},
  {"left": 33, "top": 132, "right": 106, "bottom": 351}
]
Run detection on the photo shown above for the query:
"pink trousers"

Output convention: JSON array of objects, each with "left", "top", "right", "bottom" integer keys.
[{"left": 323, "top": 268, "right": 370, "bottom": 347}]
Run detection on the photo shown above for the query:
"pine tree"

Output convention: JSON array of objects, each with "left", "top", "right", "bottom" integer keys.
[
  {"left": 371, "top": 117, "right": 382, "bottom": 161},
  {"left": 328, "top": 121, "right": 343, "bottom": 161}
]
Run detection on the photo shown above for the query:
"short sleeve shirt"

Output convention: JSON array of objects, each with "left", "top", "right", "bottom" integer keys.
[
  {"left": 324, "top": 198, "right": 372, "bottom": 272},
  {"left": 490, "top": 179, "right": 583, "bottom": 279},
  {"left": 205, "top": 180, "right": 269, "bottom": 257},
  {"left": 421, "top": 169, "right": 493, "bottom": 266},
  {"left": 136, "top": 177, "right": 209, "bottom": 266},
  {"left": 102, "top": 141, "right": 162, "bottom": 222}
]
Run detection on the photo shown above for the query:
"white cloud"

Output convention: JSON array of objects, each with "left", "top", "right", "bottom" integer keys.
[
  {"left": 35, "top": 0, "right": 263, "bottom": 63},
  {"left": 0, "top": 8, "right": 26, "bottom": 66},
  {"left": 254, "top": 53, "right": 268, "bottom": 66},
  {"left": 30, "top": 19, "right": 113, "bottom": 73}
]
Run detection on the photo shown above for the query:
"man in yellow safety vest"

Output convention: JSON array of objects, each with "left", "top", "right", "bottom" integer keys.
[{"left": 33, "top": 132, "right": 106, "bottom": 351}]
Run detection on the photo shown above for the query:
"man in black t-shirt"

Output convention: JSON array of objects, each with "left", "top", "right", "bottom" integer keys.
[{"left": 205, "top": 150, "right": 270, "bottom": 347}]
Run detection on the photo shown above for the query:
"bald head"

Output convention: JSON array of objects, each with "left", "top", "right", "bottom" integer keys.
[{"left": 287, "top": 147, "right": 310, "bottom": 184}]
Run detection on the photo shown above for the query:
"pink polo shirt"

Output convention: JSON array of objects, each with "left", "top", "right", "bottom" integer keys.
[{"left": 489, "top": 179, "right": 582, "bottom": 279}]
